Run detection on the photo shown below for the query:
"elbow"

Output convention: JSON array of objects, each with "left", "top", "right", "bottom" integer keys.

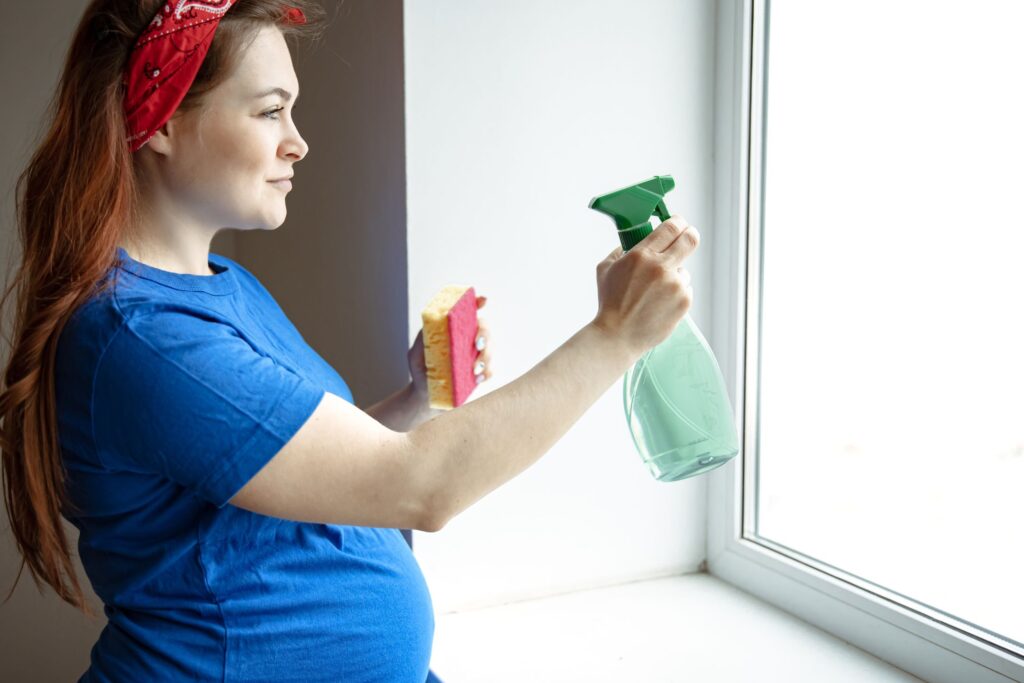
[
  {"left": 417, "top": 490, "right": 450, "bottom": 533},
  {"left": 404, "top": 426, "right": 452, "bottom": 533},
  {"left": 417, "top": 512, "right": 446, "bottom": 534}
]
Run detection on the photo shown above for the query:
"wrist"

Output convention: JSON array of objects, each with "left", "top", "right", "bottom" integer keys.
[
  {"left": 408, "top": 380, "right": 427, "bottom": 403},
  {"left": 587, "top": 318, "right": 639, "bottom": 369}
]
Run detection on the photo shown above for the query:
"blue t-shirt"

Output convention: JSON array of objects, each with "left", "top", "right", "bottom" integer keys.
[{"left": 56, "top": 247, "right": 442, "bottom": 682}]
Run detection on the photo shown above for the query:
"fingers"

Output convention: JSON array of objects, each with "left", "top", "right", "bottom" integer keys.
[
  {"left": 658, "top": 220, "right": 700, "bottom": 269},
  {"left": 635, "top": 214, "right": 691, "bottom": 254},
  {"left": 475, "top": 316, "right": 493, "bottom": 382}
]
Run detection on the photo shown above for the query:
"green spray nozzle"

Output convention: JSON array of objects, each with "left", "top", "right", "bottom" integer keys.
[{"left": 588, "top": 175, "right": 676, "bottom": 252}]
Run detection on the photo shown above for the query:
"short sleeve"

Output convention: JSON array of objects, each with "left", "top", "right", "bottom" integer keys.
[{"left": 92, "top": 312, "right": 326, "bottom": 507}]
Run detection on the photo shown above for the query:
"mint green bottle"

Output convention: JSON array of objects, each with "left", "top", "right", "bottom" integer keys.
[{"left": 590, "top": 175, "right": 739, "bottom": 481}]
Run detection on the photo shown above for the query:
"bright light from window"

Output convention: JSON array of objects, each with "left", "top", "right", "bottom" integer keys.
[{"left": 757, "top": 0, "right": 1023, "bottom": 648}]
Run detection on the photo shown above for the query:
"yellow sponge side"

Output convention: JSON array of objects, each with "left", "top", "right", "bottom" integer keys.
[{"left": 421, "top": 285, "right": 471, "bottom": 410}]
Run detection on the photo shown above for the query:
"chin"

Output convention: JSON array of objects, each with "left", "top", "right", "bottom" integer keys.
[{"left": 257, "top": 209, "right": 287, "bottom": 230}]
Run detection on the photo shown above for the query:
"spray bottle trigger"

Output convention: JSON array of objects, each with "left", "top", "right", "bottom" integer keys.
[{"left": 653, "top": 199, "right": 671, "bottom": 222}]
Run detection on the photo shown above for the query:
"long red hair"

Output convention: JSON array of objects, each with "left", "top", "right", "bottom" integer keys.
[{"left": 0, "top": 0, "right": 326, "bottom": 617}]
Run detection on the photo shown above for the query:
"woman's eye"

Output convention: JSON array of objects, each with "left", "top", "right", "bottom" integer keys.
[{"left": 262, "top": 107, "right": 285, "bottom": 120}]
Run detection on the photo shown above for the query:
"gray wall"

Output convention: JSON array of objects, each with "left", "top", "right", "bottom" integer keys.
[
  {"left": 0, "top": 2, "right": 406, "bottom": 680},
  {"left": 1, "top": 6, "right": 108, "bottom": 679},
  {"left": 234, "top": 0, "right": 410, "bottom": 418}
]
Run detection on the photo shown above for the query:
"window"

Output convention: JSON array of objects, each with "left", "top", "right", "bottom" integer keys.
[{"left": 707, "top": 2, "right": 1024, "bottom": 681}]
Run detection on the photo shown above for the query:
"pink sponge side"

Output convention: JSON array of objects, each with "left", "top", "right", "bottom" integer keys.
[{"left": 447, "top": 286, "right": 479, "bottom": 408}]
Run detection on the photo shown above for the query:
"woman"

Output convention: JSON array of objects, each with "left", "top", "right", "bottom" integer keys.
[
  {"left": 0, "top": 0, "right": 698, "bottom": 681},
  {"left": 1, "top": 1, "right": 478, "bottom": 679}
]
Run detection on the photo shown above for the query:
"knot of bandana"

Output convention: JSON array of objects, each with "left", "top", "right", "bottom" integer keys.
[{"left": 123, "top": 1, "right": 307, "bottom": 153}]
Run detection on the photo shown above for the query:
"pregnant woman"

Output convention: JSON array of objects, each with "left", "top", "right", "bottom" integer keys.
[{"left": 0, "top": 1, "right": 698, "bottom": 681}]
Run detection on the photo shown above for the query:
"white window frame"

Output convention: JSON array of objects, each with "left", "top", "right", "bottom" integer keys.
[{"left": 704, "top": 1, "right": 1024, "bottom": 681}]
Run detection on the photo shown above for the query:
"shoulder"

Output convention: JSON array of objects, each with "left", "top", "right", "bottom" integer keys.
[
  {"left": 63, "top": 270, "right": 228, "bottom": 346},
  {"left": 58, "top": 281, "right": 129, "bottom": 378},
  {"left": 59, "top": 271, "right": 245, "bottom": 382}
]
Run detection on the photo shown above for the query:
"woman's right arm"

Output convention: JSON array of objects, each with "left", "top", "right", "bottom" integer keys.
[
  {"left": 229, "top": 323, "right": 635, "bottom": 533},
  {"left": 230, "top": 217, "right": 699, "bottom": 532}
]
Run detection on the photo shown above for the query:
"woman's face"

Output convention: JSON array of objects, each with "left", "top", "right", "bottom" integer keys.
[{"left": 145, "top": 25, "right": 308, "bottom": 232}]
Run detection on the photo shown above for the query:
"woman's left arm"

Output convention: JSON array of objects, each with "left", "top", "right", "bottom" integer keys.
[{"left": 364, "top": 381, "right": 442, "bottom": 433}]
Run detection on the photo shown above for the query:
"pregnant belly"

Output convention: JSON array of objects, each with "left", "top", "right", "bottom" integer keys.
[{"left": 204, "top": 523, "right": 436, "bottom": 682}]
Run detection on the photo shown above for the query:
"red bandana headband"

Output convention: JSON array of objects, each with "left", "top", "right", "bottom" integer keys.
[{"left": 123, "top": 1, "right": 307, "bottom": 153}]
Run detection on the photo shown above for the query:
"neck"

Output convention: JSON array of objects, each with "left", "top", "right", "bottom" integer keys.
[{"left": 123, "top": 202, "right": 220, "bottom": 276}]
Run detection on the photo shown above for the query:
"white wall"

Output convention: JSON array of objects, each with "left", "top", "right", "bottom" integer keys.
[{"left": 404, "top": 0, "right": 719, "bottom": 614}]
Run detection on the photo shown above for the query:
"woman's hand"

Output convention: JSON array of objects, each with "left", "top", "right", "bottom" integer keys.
[{"left": 408, "top": 295, "right": 493, "bottom": 402}]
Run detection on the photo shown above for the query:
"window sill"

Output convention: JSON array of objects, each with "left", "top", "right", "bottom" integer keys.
[{"left": 430, "top": 573, "right": 921, "bottom": 681}]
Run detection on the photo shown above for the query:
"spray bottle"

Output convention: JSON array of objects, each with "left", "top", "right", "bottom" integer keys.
[{"left": 589, "top": 175, "right": 739, "bottom": 481}]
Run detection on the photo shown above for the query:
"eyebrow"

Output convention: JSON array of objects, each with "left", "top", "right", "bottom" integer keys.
[{"left": 253, "top": 87, "right": 298, "bottom": 101}]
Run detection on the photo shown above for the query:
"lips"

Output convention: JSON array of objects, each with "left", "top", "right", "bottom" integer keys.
[{"left": 269, "top": 178, "right": 293, "bottom": 190}]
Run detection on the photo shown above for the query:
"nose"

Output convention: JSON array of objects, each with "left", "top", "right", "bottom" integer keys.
[{"left": 281, "top": 128, "right": 308, "bottom": 162}]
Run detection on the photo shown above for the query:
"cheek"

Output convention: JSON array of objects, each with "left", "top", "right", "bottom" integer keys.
[
  {"left": 210, "top": 142, "right": 273, "bottom": 198},
  {"left": 203, "top": 117, "right": 271, "bottom": 172},
  {"left": 239, "top": 128, "right": 282, "bottom": 187},
  {"left": 176, "top": 118, "right": 282, "bottom": 213}
]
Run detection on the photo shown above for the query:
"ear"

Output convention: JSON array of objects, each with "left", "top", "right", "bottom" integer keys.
[{"left": 144, "top": 117, "right": 177, "bottom": 156}]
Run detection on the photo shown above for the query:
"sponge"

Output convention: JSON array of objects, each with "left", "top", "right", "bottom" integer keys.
[{"left": 421, "top": 284, "right": 479, "bottom": 410}]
